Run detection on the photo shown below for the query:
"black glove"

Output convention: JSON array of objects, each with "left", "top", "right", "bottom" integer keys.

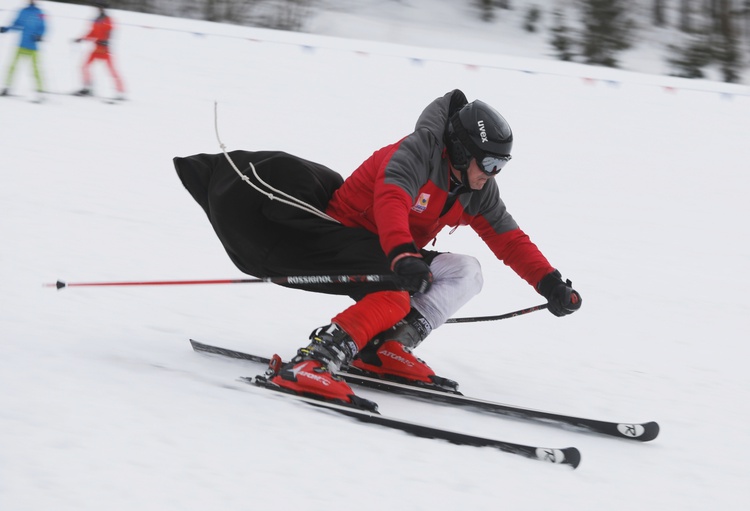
[
  {"left": 0, "top": 27, "right": 8, "bottom": 34},
  {"left": 34, "top": 35, "right": 42, "bottom": 42},
  {"left": 537, "top": 270, "right": 582, "bottom": 317},
  {"left": 388, "top": 243, "right": 433, "bottom": 294},
  {"left": 74, "top": 38, "right": 83, "bottom": 43}
]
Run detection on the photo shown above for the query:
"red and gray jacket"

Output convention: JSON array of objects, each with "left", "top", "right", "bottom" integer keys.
[{"left": 326, "top": 89, "right": 554, "bottom": 289}]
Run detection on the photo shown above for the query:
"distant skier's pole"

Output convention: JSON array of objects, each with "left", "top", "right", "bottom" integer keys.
[
  {"left": 445, "top": 303, "right": 548, "bottom": 324},
  {"left": 47, "top": 274, "right": 396, "bottom": 290}
]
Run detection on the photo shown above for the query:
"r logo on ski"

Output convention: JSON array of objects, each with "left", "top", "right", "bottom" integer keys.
[{"left": 616, "top": 423, "right": 646, "bottom": 438}]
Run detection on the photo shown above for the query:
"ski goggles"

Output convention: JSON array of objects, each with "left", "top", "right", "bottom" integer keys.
[{"left": 479, "top": 154, "right": 512, "bottom": 176}]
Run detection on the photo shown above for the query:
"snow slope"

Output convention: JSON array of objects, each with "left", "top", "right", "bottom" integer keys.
[{"left": 1, "top": 2, "right": 749, "bottom": 510}]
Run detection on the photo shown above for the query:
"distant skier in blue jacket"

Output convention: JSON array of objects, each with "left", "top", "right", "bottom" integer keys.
[{"left": 0, "top": 0, "right": 46, "bottom": 97}]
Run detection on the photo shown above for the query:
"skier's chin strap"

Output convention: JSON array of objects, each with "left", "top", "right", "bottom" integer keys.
[
  {"left": 448, "top": 165, "right": 471, "bottom": 196},
  {"left": 212, "top": 101, "right": 340, "bottom": 224}
]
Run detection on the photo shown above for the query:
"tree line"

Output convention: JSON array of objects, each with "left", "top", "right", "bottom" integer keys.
[
  {"left": 55, "top": 0, "right": 748, "bottom": 82},
  {"left": 493, "top": 0, "right": 748, "bottom": 83}
]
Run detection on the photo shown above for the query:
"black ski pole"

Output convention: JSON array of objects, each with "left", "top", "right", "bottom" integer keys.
[{"left": 445, "top": 303, "right": 548, "bottom": 324}]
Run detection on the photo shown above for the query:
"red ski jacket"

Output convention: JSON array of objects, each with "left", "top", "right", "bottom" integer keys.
[
  {"left": 80, "top": 14, "right": 113, "bottom": 54},
  {"left": 326, "top": 90, "right": 554, "bottom": 288}
]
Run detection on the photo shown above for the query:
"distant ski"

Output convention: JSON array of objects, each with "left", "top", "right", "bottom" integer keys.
[
  {"left": 243, "top": 374, "right": 581, "bottom": 469},
  {"left": 0, "top": 92, "right": 44, "bottom": 103},
  {"left": 190, "top": 339, "right": 660, "bottom": 442},
  {"left": 71, "top": 92, "right": 123, "bottom": 105},
  {"left": 42, "top": 90, "right": 124, "bottom": 104}
]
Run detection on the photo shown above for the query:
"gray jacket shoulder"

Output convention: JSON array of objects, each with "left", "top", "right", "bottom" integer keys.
[
  {"left": 384, "top": 90, "right": 467, "bottom": 199},
  {"left": 413, "top": 89, "right": 468, "bottom": 145}
]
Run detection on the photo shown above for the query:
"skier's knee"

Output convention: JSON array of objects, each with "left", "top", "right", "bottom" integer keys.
[{"left": 431, "top": 253, "right": 483, "bottom": 295}]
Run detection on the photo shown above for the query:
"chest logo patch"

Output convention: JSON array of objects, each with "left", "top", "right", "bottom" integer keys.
[{"left": 411, "top": 193, "right": 431, "bottom": 213}]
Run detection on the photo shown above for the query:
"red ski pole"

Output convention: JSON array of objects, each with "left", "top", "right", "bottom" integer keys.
[{"left": 46, "top": 274, "right": 396, "bottom": 290}]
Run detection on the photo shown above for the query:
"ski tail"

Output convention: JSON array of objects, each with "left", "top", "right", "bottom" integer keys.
[{"left": 242, "top": 376, "right": 580, "bottom": 469}]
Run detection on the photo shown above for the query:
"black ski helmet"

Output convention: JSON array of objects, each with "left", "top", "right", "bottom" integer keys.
[{"left": 445, "top": 100, "right": 513, "bottom": 174}]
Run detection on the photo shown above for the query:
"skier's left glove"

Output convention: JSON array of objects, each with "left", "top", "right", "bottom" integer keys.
[
  {"left": 389, "top": 242, "right": 433, "bottom": 294},
  {"left": 537, "top": 270, "right": 582, "bottom": 317},
  {"left": 0, "top": 27, "right": 8, "bottom": 34}
]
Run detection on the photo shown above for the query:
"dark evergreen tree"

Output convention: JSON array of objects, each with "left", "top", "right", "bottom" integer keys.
[
  {"left": 549, "top": 9, "right": 576, "bottom": 61},
  {"left": 578, "top": 0, "right": 634, "bottom": 67},
  {"left": 667, "top": 33, "right": 714, "bottom": 77},
  {"left": 714, "top": 0, "right": 741, "bottom": 82},
  {"left": 679, "top": 0, "right": 694, "bottom": 32},
  {"left": 477, "top": 0, "right": 495, "bottom": 22},
  {"left": 653, "top": 0, "right": 667, "bottom": 26},
  {"left": 524, "top": 5, "right": 542, "bottom": 32},
  {"left": 668, "top": 0, "right": 744, "bottom": 82}
]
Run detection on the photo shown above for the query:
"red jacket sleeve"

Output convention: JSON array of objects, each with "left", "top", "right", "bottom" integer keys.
[{"left": 471, "top": 215, "right": 554, "bottom": 288}]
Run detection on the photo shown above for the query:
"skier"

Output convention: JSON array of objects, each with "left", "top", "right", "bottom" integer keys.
[
  {"left": 73, "top": 2, "right": 125, "bottom": 99},
  {"left": 0, "top": 0, "right": 46, "bottom": 98},
  {"left": 174, "top": 89, "right": 581, "bottom": 407}
]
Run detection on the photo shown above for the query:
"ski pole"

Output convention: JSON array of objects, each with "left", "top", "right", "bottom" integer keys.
[
  {"left": 445, "top": 303, "right": 548, "bottom": 324},
  {"left": 47, "top": 277, "right": 547, "bottom": 323},
  {"left": 47, "top": 274, "right": 396, "bottom": 290}
]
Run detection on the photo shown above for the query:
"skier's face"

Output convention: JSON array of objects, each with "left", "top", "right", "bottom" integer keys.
[{"left": 465, "top": 159, "right": 494, "bottom": 190}]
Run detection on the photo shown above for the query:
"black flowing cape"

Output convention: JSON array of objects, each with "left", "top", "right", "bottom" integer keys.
[{"left": 174, "top": 150, "right": 397, "bottom": 296}]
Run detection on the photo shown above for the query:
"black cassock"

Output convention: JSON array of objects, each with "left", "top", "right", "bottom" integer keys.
[{"left": 174, "top": 150, "right": 400, "bottom": 298}]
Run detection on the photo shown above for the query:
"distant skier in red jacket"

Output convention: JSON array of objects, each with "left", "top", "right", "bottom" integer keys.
[{"left": 74, "top": 2, "right": 125, "bottom": 99}]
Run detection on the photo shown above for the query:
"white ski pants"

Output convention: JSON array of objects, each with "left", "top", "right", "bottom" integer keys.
[{"left": 411, "top": 253, "right": 484, "bottom": 330}]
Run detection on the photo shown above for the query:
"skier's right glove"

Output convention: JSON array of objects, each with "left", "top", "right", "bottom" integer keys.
[
  {"left": 537, "top": 270, "right": 582, "bottom": 317},
  {"left": 389, "top": 243, "right": 433, "bottom": 294}
]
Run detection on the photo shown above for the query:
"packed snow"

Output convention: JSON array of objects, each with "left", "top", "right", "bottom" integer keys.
[{"left": 1, "top": 2, "right": 749, "bottom": 510}]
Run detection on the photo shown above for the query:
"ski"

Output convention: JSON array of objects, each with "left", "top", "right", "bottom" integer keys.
[
  {"left": 43, "top": 91, "right": 123, "bottom": 104},
  {"left": 71, "top": 93, "right": 122, "bottom": 105},
  {"left": 242, "top": 375, "right": 581, "bottom": 469},
  {"left": 0, "top": 92, "right": 44, "bottom": 103},
  {"left": 190, "top": 339, "right": 659, "bottom": 442}
]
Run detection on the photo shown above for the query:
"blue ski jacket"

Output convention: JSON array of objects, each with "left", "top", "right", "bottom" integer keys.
[{"left": 3, "top": 4, "right": 46, "bottom": 51}]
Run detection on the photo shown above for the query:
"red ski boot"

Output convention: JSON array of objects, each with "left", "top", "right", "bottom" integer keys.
[
  {"left": 350, "top": 310, "right": 459, "bottom": 392},
  {"left": 267, "top": 324, "right": 377, "bottom": 410},
  {"left": 351, "top": 339, "right": 434, "bottom": 382},
  {"left": 271, "top": 358, "right": 357, "bottom": 401}
]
